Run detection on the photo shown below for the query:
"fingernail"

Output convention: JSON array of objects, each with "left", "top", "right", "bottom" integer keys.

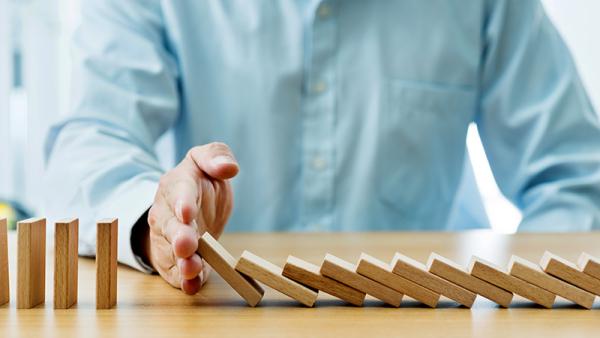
[
  {"left": 211, "top": 155, "right": 235, "bottom": 166},
  {"left": 175, "top": 199, "right": 184, "bottom": 221}
]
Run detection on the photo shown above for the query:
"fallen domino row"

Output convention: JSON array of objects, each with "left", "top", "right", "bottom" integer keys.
[
  {"left": 0, "top": 217, "right": 117, "bottom": 309},
  {"left": 199, "top": 232, "right": 600, "bottom": 309}
]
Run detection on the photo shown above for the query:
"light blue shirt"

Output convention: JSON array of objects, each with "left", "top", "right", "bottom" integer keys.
[{"left": 44, "top": 0, "right": 600, "bottom": 270}]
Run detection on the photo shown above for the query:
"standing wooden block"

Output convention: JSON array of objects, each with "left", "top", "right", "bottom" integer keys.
[
  {"left": 540, "top": 251, "right": 600, "bottom": 296},
  {"left": 54, "top": 218, "right": 79, "bottom": 309},
  {"left": 356, "top": 253, "right": 439, "bottom": 307},
  {"left": 0, "top": 218, "right": 8, "bottom": 306},
  {"left": 96, "top": 218, "right": 117, "bottom": 309},
  {"left": 17, "top": 217, "right": 46, "bottom": 309},
  {"left": 197, "top": 232, "right": 264, "bottom": 307},
  {"left": 391, "top": 252, "right": 476, "bottom": 308},
  {"left": 509, "top": 255, "right": 594, "bottom": 309},
  {"left": 427, "top": 253, "right": 513, "bottom": 307},
  {"left": 283, "top": 255, "right": 365, "bottom": 306},
  {"left": 469, "top": 256, "right": 555, "bottom": 308},
  {"left": 578, "top": 253, "right": 600, "bottom": 281},
  {"left": 321, "top": 253, "right": 403, "bottom": 307},
  {"left": 235, "top": 250, "right": 317, "bottom": 307}
]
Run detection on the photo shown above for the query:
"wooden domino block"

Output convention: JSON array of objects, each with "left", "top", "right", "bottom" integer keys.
[
  {"left": 54, "top": 218, "right": 79, "bottom": 309},
  {"left": 321, "top": 253, "right": 403, "bottom": 307},
  {"left": 96, "top": 218, "right": 117, "bottom": 309},
  {"left": 17, "top": 217, "right": 46, "bottom": 309},
  {"left": 509, "top": 255, "right": 594, "bottom": 309},
  {"left": 197, "top": 232, "right": 264, "bottom": 307},
  {"left": 356, "top": 253, "right": 439, "bottom": 307},
  {"left": 235, "top": 250, "right": 317, "bottom": 307},
  {"left": 283, "top": 255, "right": 365, "bottom": 306},
  {"left": 427, "top": 253, "right": 513, "bottom": 307},
  {"left": 469, "top": 256, "right": 555, "bottom": 308},
  {"left": 578, "top": 253, "right": 600, "bottom": 281},
  {"left": 391, "top": 252, "right": 476, "bottom": 308},
  {"left": 541, "top": 251, "right": 600, "bottom": 296},
  {"left": 0, "top": 218, "right": 8, "bottom": 306}
]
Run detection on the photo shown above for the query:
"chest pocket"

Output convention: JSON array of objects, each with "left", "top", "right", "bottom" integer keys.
[{"left": 377, "top": 79, "right": 476, "bottom": 226}]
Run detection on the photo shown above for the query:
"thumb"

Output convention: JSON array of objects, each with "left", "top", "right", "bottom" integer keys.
[{"left": 187, "top": 142, "right": 239, "bottom": 180}]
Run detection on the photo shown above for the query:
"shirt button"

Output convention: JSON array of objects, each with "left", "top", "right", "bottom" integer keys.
[
  {"left": 311, "top": 156, "right": 327, "bottom": 171},
  {"left": 312, "top": 80, "right": 327, "bottom": 94},
  {"left": 317, "top": 4, "right": 331, "bottom": 18}
]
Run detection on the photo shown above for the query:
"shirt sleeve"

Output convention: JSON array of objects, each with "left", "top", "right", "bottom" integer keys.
[
  {"left": 477, "top": 0, "right": 600, "bottom": 231},
  {"left": 44, "top": 0, "right": 178, "bottom": 271}
]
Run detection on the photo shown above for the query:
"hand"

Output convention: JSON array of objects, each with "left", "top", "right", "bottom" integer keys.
[{"left": 146, "top": 142, "right": 238, "bottom": 294}]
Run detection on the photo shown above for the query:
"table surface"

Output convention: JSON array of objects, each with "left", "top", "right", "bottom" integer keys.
[{"left": 1, "top": 231, "right": 600, "bottom": 338}]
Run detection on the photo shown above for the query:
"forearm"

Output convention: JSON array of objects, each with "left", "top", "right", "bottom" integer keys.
[{"left": 45, "top": 120, "right": 162, "bottom": 271}]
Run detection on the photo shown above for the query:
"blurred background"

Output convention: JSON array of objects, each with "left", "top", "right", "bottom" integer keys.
[{"left": 0, "top": 0, "right": 598, "bottom": 231}]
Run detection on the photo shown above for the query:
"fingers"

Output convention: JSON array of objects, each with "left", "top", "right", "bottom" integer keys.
[
  {"left": 162, "top": 217, "right": 199, "bottom": 258},
  {"left": 150, "top": 230, "right": 204, "bottom": 295},
  {"left": 160, "top": 175, "right": 199, "bottom": 225},
  {"left": 187, "top": 142, "right": 239, "bottom": 180}
]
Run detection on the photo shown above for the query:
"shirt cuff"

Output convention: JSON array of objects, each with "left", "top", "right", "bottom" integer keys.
[{"left": 102, "top": 178, "right": 158, "bottom": 273}]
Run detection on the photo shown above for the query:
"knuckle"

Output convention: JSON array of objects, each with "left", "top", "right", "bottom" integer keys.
[{"left": 207, "top": 141, "right": 231, "bottom": 154}]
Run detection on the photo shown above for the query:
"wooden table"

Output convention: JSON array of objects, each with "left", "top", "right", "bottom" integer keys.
[{"left": 1, "top": 231, "right": 600, "bottom": 337}]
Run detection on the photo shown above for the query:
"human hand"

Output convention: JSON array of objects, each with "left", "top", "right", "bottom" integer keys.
[{"left": 146, "top": 142, "right": 238, "bottom": 294}]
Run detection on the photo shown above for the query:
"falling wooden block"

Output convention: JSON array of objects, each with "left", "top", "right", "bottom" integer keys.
[
  {"left": 0, "top": 218, "right": 8, "bottom": 306},
  {"left": 356, "top": 253, "right": 439, "bottom": 307},
  {"left": 427, "top": 253, "right": 513, "bottom": 307},
  {"left": 235, "top": 250, "right": 317, "bottom": 307},
  {"left": 509, "top": 255, "right": 594, "bottom": 309},
  {"left": 283, "top": 255, "right": 365, "bottom": 306},
  {"left": 578, "top": 253, "right": 600, "bottom": 281},
  {"left": 197, "top": 232, "right": 264, "bottom": 307},
  {"left": 469, "top": 256, "right": 555, "bottom": 308},
  {"left": 321, "top": 253, "right": 403, "bottom": 307},
  {"left": 96, "top": 218, "right": 117, "bottom": 309},
  {"left": 391, "top": 252, "right": 476, "bottom": 308},
  {"left": 540, "top": 251, "right": 600, "bottom": 296},
  {"left": 54, "top": 218, "right": 79, "bottom": 309},
  {"left": 17, "top": 217, "right": 46, "bottom": 309}
]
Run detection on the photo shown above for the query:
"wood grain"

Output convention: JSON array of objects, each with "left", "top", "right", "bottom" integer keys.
[
  {"left": 427, "top": 252, "right": 513, "bottom": 307},
  {"left": 356, "top": 253, "right": 439, "bottom": 307},
  {"left": 283, "top": 255, "right": 365, "bottom": 306},
  {"left": 17, "top": 217, "right": 46, "bottom": 309},
  {"left": 509, "top": 255, "right": 594, "bottom": 309},
  {"left": 578, "top": 253, "right": 600, "bottom": 281},
  {"left": 470, "top": 256, "right": 556, "bottom": 308},
  {"left": 391, "top": 252, "right": 476, "bottom": 307},
  {"left": 541, "top": 251, "right": 600, "bottom": 296},
  {"left": 2, "top": 232, "right": 600, "bottom": 337},
  {"left": 197, "top": 232, "right": 264, "bottom": 307},
  {"left": 0, "top": 218, "right": 8, "bottom": 306},
  {"left": 235, "top": 250, "right": 317, "bottom": 307},
  {"left": 96, "top": 218, "right": 117, "bottom": 309},
  {"left": 54, "top": 218, "right": 79, "bottom": 309},
  {"left": 321, "top": 253, "right": 403, "bottom": 307}
]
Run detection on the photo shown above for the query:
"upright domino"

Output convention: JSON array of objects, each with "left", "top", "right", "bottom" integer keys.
[
  {"left": 283, "top": 255, "right": 366, "bottom": 306},
  {"left": 54, "top": 218, "right": 79, "bottom": 309},
  {"left": 321, "top": 253, "right": 403, "bottom": 307},
  {"left": 198, "top": 232, "right": 264, "bottom": 307},
  {"left": 540, "top": 251, "right": 600, "bottom": 296},
  {"left": 391, "top": 253, "right": 476, "bottom": 308},
  {"left": 469, "top": 256, "right": 555, "bottom": 308},
  {"left": 235, "top": 250, "right": 318, "bottom": 307},
  {"left": 17, "top": 217, "right": 46, "bottom": 309},
  {"left": 509, "top": 255, "right": 594, "bottom": 309},
  {"left": 578, "top": 253, "right": 600, "bottom": 281},
  {"left": 96, "top": 218, "right": 117, "bottom": 309},
  {"left": 427, "top": 253, "right": 513, "bottom": 307},
  {"left": 0, "top": 218, "right": 8, "bottom": 306},
  {"left": 356, "top": 253, "right": 439, "bottom": 307}
]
